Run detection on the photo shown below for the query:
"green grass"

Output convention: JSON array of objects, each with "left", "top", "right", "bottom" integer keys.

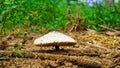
[
  {"left": 68, "top": 2, "right": 120, "bottom": 31},
  {"left": 0, "top": 0, "right": 120, "bottom": 35}
]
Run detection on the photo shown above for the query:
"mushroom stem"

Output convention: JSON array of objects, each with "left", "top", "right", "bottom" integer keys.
[{"left": 55, "top": 46, "right": 59, "bottom": 50}]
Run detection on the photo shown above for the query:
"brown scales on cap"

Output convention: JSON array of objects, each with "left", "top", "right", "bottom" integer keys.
[{"left": 34, "top": 31, "right": 77, "bottom": 50}]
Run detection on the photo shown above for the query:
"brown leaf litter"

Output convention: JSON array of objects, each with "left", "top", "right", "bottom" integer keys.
[{"left": 0, "top": 31, "right": 120, "bottom": 68}]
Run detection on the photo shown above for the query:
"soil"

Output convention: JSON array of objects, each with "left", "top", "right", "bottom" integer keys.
[{"left": 0, "top": 31, "right": 120, "bottom": 68}]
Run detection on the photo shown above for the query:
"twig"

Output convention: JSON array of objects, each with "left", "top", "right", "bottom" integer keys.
[
  {"left": 99, "top": 25, "right": 119, "bottom": 32},
  {"left": 99, "top": 25, "right": 120, "bottom": 36}
]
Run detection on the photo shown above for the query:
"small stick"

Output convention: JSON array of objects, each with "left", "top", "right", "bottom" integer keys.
[
  {"left": 99, "top": 25, "right": 119, "bottom": 32},
  {"left": 99, "top": 25, "right": 120, "bottom": 35}
]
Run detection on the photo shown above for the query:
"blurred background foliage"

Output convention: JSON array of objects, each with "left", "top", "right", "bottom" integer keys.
[{"left": 0, "top": 0, "right": 120, "bottom": 34}]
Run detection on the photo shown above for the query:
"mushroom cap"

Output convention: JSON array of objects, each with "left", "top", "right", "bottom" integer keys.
[{"left": 34, "top": 31, "right": 77, "bottom": 46}]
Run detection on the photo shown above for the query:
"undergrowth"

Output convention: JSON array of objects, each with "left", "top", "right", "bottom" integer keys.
[{"left": 0, "top": 0, "right": 120, "bottom": 35}]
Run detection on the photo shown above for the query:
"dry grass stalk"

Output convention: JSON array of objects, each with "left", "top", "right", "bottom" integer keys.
[
  {"left": 67, "top": 9, "right": 86, "bottom": 32},
  {"left": 99, "top": 25, "right": 120, "bottom": 36},
  {"left": 99, "top": 25, "right": 118, "bottom": 32},
  {"left": 67, "top": 8, "right": 74, "bottom": 26}
]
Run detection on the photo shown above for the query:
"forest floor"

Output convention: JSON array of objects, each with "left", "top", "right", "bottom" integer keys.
[{"left": 0, "top": 30, "right": 120, "bottom": 68}]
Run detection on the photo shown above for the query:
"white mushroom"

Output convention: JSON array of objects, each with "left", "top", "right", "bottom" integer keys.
[{"left": 34, "top": 31, "right": 77, "bottom": 50}]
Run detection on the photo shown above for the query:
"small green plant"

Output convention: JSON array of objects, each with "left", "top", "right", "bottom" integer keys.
[
  {"left": 22, "top": 32, "right": 27, "bottom": 45},
  {"left": 9, "top": 43, "right": 24, "bottom": 58},
  {"left": 16, "top": 49, "right": 24, "bottom": 58}
]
